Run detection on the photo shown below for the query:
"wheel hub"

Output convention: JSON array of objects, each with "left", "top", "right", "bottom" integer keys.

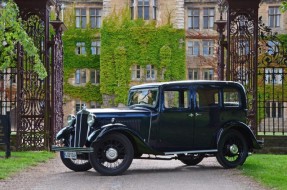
[
  {"left": 105, "top": 148, "right": 118, "bottom": 160},
  {"left": 229, "top": 144, "right": 239, "bottom": 155}
]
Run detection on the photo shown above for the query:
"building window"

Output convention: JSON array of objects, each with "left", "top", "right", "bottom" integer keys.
[
  {"left": 188, "top": 8, "right": 199, "bottom": 29},
  {"left": 132, "top": 65, "right": 141, "bottom": 80},
  {"left": 187, "top": 41, "right": 199, "bottom": 56},
  {"left": 76, "top": 42, "right": 86, "bottom": 55},
  {"left": 203, "top": 40, "right": 214, "bottom": 56},
  {"left": 267, "top": 40, "right": 279, "bottom": 55},
  {"left": 265, "top": 101, "right": 283, "bottom": 118},
  {"left": 203, "top": 69, "right": 214, "bottom": 80},
  {"left": 130, "top": 0, "right": 134, "bottom": 19},
  {"left": 90, "top": 8, "right": 102, "bottom": 28},
  {"left": 138, "top": 0, "right": 150, "bottom": 20},
  {"left": 265, "top": 68, "right": 283, "bottom": 85},
  {"left": 268, "top": 7, "right": 280, "bottom": 28},
  {"left": 188, "top": 69, "right": 198, "bottom": 80},
  {"left": 238, "top": 40, "right": 250, "bottom": 56},
  {"left": 130, "top": 0, "right": 156, "bottom": 20},
  {"left": 203, "top": 8, "right": 214, "bottom": 29},
  {"left": 146, "top": 65, "right": 155, "bottom": 80},
  {"left": 90, "top": 69, "right": 100, "bottom": 84},
  {"left": 91, "top": 41, "right": 101, "bottom": 55},
  {"left": 76, "top": 100, "right": 86, "bottom": 113},
  {"left": 75, "top": 8, "right": 86, "bottom": 29},
  {"left": 75, "top": 69, "right": 86, "bottom": 84},
  {"left": 152, "top": 0, "right": 157, "bottom": 20}
]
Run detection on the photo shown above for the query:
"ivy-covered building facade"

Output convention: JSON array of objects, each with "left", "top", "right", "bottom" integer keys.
[{"left": 58, "top": 0, "right": 287, "bottom": 118}]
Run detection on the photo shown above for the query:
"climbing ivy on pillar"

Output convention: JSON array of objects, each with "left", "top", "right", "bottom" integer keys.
[
  {"left": 160, "top": 45, "right": 171, "bottom": 80},
  {"left": 114, "top": 46, "right": 130, "bottom": 104}
]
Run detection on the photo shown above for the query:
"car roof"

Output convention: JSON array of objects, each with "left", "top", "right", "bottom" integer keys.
[{"left": 129, "top": 80, "right": 243, "bottom": 90}]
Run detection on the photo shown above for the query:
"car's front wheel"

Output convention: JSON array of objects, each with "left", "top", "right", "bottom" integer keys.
[
  {"left": 60, "top": 151, "right": 92, "bottom": 172},
  {"left": 89, "top": 133, "right": 134, "bottom": 176},
  {"left": 216, "top": 130, "right": 248, "bottom": 168}
]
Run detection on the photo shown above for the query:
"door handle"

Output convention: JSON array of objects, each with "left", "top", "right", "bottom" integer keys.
[
  {"left": 188, "top": 113, "right": 194, "bottom": 117},
  {"left": 188, "top": 113, "right": 201, "bottom": 117}
]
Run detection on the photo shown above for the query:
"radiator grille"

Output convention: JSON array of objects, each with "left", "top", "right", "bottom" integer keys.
[{"left": 74, "top": 113, "right": 89, "bottom": 147}]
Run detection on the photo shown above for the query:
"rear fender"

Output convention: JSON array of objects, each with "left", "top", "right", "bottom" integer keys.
[
  {"left": 217, "top": 121, "right": 261, "bottom": 150},
  {"left": 87, "top": 123, "right": 161, "bottom": 155}
]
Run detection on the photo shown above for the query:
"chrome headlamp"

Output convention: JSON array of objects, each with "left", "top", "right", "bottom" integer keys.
[
  {"left": 87, "top": 114, "right": 95, "bottom": 126},
  {"left": 67, "top": 114, "right": 76, "bottom": 126}
]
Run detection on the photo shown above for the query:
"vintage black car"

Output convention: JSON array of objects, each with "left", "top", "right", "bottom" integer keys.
[{"left": 52, "top": 80, "right": 261, "bottom": 176}]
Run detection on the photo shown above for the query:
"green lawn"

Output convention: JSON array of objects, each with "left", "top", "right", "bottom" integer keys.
[
  {"left": 0, "top": 151, "right": 55, "bottom": 180},
  {"left": 240, "top": 154, "right": 287, "bottom": 190}
]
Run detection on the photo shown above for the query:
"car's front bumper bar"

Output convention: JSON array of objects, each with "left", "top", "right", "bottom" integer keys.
[{"left": 51, "top": 145, "right": 93, "bottom": 153}]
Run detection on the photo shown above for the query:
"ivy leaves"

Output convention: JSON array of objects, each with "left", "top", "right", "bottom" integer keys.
[{"left": 0, "top": 0, "right": 47, "bottom": 79}]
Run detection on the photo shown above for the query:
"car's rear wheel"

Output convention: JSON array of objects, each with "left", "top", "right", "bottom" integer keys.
[
  {"left": 89, "top": 133, "right": 134, "bottom": 176},
  {"left": 216, "top": 130, "right": 248, "bottom": 168},
  {"left": 179, "top": 154, "right": 205, "bottom": 166}
]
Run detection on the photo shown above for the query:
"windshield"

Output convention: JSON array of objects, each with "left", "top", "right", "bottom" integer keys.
[{"left": 128, "top": 88, "right": 159, "bottom": 108}]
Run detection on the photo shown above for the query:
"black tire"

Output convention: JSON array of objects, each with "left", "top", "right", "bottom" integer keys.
[
  {"left": 89, "top": 133, "right": 134, "bottom": 176},
  {"left": 216, "top": 130, "right": 248, "bottom": 168},
  {"left": 60, "top": 151, "right": 92, "bottom": 172},
  {"left": 180, "top": 154, "right": 205, "bottom": 166}
]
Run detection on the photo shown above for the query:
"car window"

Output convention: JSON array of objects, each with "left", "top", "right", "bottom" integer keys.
[
  {"left": 164, "top": 89, "right": 190, "bottom": 109},
  {"left": 223, "top": 88, "right": 241, "bottom": 108},
  {"left": 196, "top": 88, "right": 219, "bottom": 109}
]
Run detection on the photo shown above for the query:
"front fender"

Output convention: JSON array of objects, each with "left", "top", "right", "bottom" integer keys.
[
  {"left": 217, "top": 121, "right": 261, "bottom": 150},
  {"left": 56, "top": 125, "right": 74, "bottom": 140},
  {"left": 87, "top": 123, "right": 161, "bottom": 155}
]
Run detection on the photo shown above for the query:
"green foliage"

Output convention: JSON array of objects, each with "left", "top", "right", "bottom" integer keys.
[
  {"left": 280, "top": 1, "right": 287, "bottom": 12},
  {"left": 62, "top": 28, "right": 102, "bottom": 102},
  {"left": 0, "top": 0, "right": 47, "bottom": 79},
  {"left": 100, "top": 9, "right": 185, "bottom": 104}
]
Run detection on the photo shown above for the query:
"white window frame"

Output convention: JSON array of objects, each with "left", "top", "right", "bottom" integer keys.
[
  {"left": 76, "top": 42, "right": 86, "bottom": 55},
  {"left": 203, "top": 8, "right": 214, "bottom": 29},
  {"left": 75, "top": 8, "right": 86, "bottom": 29},
  {"left": 91, "top": 41, "right": 101, "bottom": 55},
  {"left": 90, "top": 8, "right": 102, "bottom": 29}
]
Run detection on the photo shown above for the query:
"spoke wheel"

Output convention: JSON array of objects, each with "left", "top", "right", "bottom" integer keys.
[
  {"left": 60, "top": 151, "right": 92, "bottom": 172},
  {"left": 216, "top": 130, "right": 248, "bottom": 168},
  {"left": 180, "top": 154, "right": 205, "bottom": 166},
  {"left": 89, "top": 133, "right": 134, "bottom": 176}
]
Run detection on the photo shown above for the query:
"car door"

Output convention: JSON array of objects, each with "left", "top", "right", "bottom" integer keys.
[
  {"left": 157, "top": 86, "right": 194, "bottom": 152},
  {"left": 193, "top": 85, "right": 221, "bottom": 149}
]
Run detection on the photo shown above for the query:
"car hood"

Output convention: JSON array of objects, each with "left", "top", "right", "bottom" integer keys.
[{"left": 86, "top": 107, "right": 151, "bottom": 118}]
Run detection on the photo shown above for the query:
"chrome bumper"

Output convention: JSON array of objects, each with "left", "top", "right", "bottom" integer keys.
[{"left": 51, "top": 145, "right": 93, "bottom": 153}]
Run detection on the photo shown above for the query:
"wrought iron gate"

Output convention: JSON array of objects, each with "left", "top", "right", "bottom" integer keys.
[
  {"left": 257, "top": 20, "right": 287, "bottom": 135},
  {"left": 226, "top": 0, "right": 287, "bottom": 135},
  {"left": 7, "top": 0, "right": 65, "bottom": 150}
]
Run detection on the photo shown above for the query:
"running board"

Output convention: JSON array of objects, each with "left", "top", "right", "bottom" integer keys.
[
  {"left": 164, "top": 149, "right": 217, "bottom": 155},
  {"left": 51, "top": 145, "right": 93, "bottom": 153}
]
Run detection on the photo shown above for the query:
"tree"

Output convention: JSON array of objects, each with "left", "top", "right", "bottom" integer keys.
[
  {"left": 0, "top": 0, "right": 47, "bottom": 79},
  {"left": 280, "top": 1, "right": 287, "bottom": 12}
]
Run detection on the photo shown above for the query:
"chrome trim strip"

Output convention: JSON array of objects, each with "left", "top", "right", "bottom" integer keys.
[
  {"left": 78, "top": 112, "right": 83, "bottom": 147},
  {"left": 164, "top": 149, "right": 218, "bottom": 155}
]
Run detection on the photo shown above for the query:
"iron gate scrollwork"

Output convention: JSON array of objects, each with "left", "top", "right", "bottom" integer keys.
[
  {"left": 12, "top": 0, "right": 64, "bottom": 150},
  {"left": 257, "top": 18, "right": 287, "bottom": 135},
  {"left": 226, "top": 0, "right": 287, "bottom": 135},
  {"left": 227, "top": 5, "right": 259, "bottom": 131}
]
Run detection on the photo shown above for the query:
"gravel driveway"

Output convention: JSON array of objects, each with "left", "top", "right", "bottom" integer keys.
[{"left": 0, "top": 153, "right": 268, "bottom": 190}]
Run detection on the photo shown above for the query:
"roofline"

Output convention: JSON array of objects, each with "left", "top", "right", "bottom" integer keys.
[{"left": 129, "top": 80, "right": 243, "bottom": 89}]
